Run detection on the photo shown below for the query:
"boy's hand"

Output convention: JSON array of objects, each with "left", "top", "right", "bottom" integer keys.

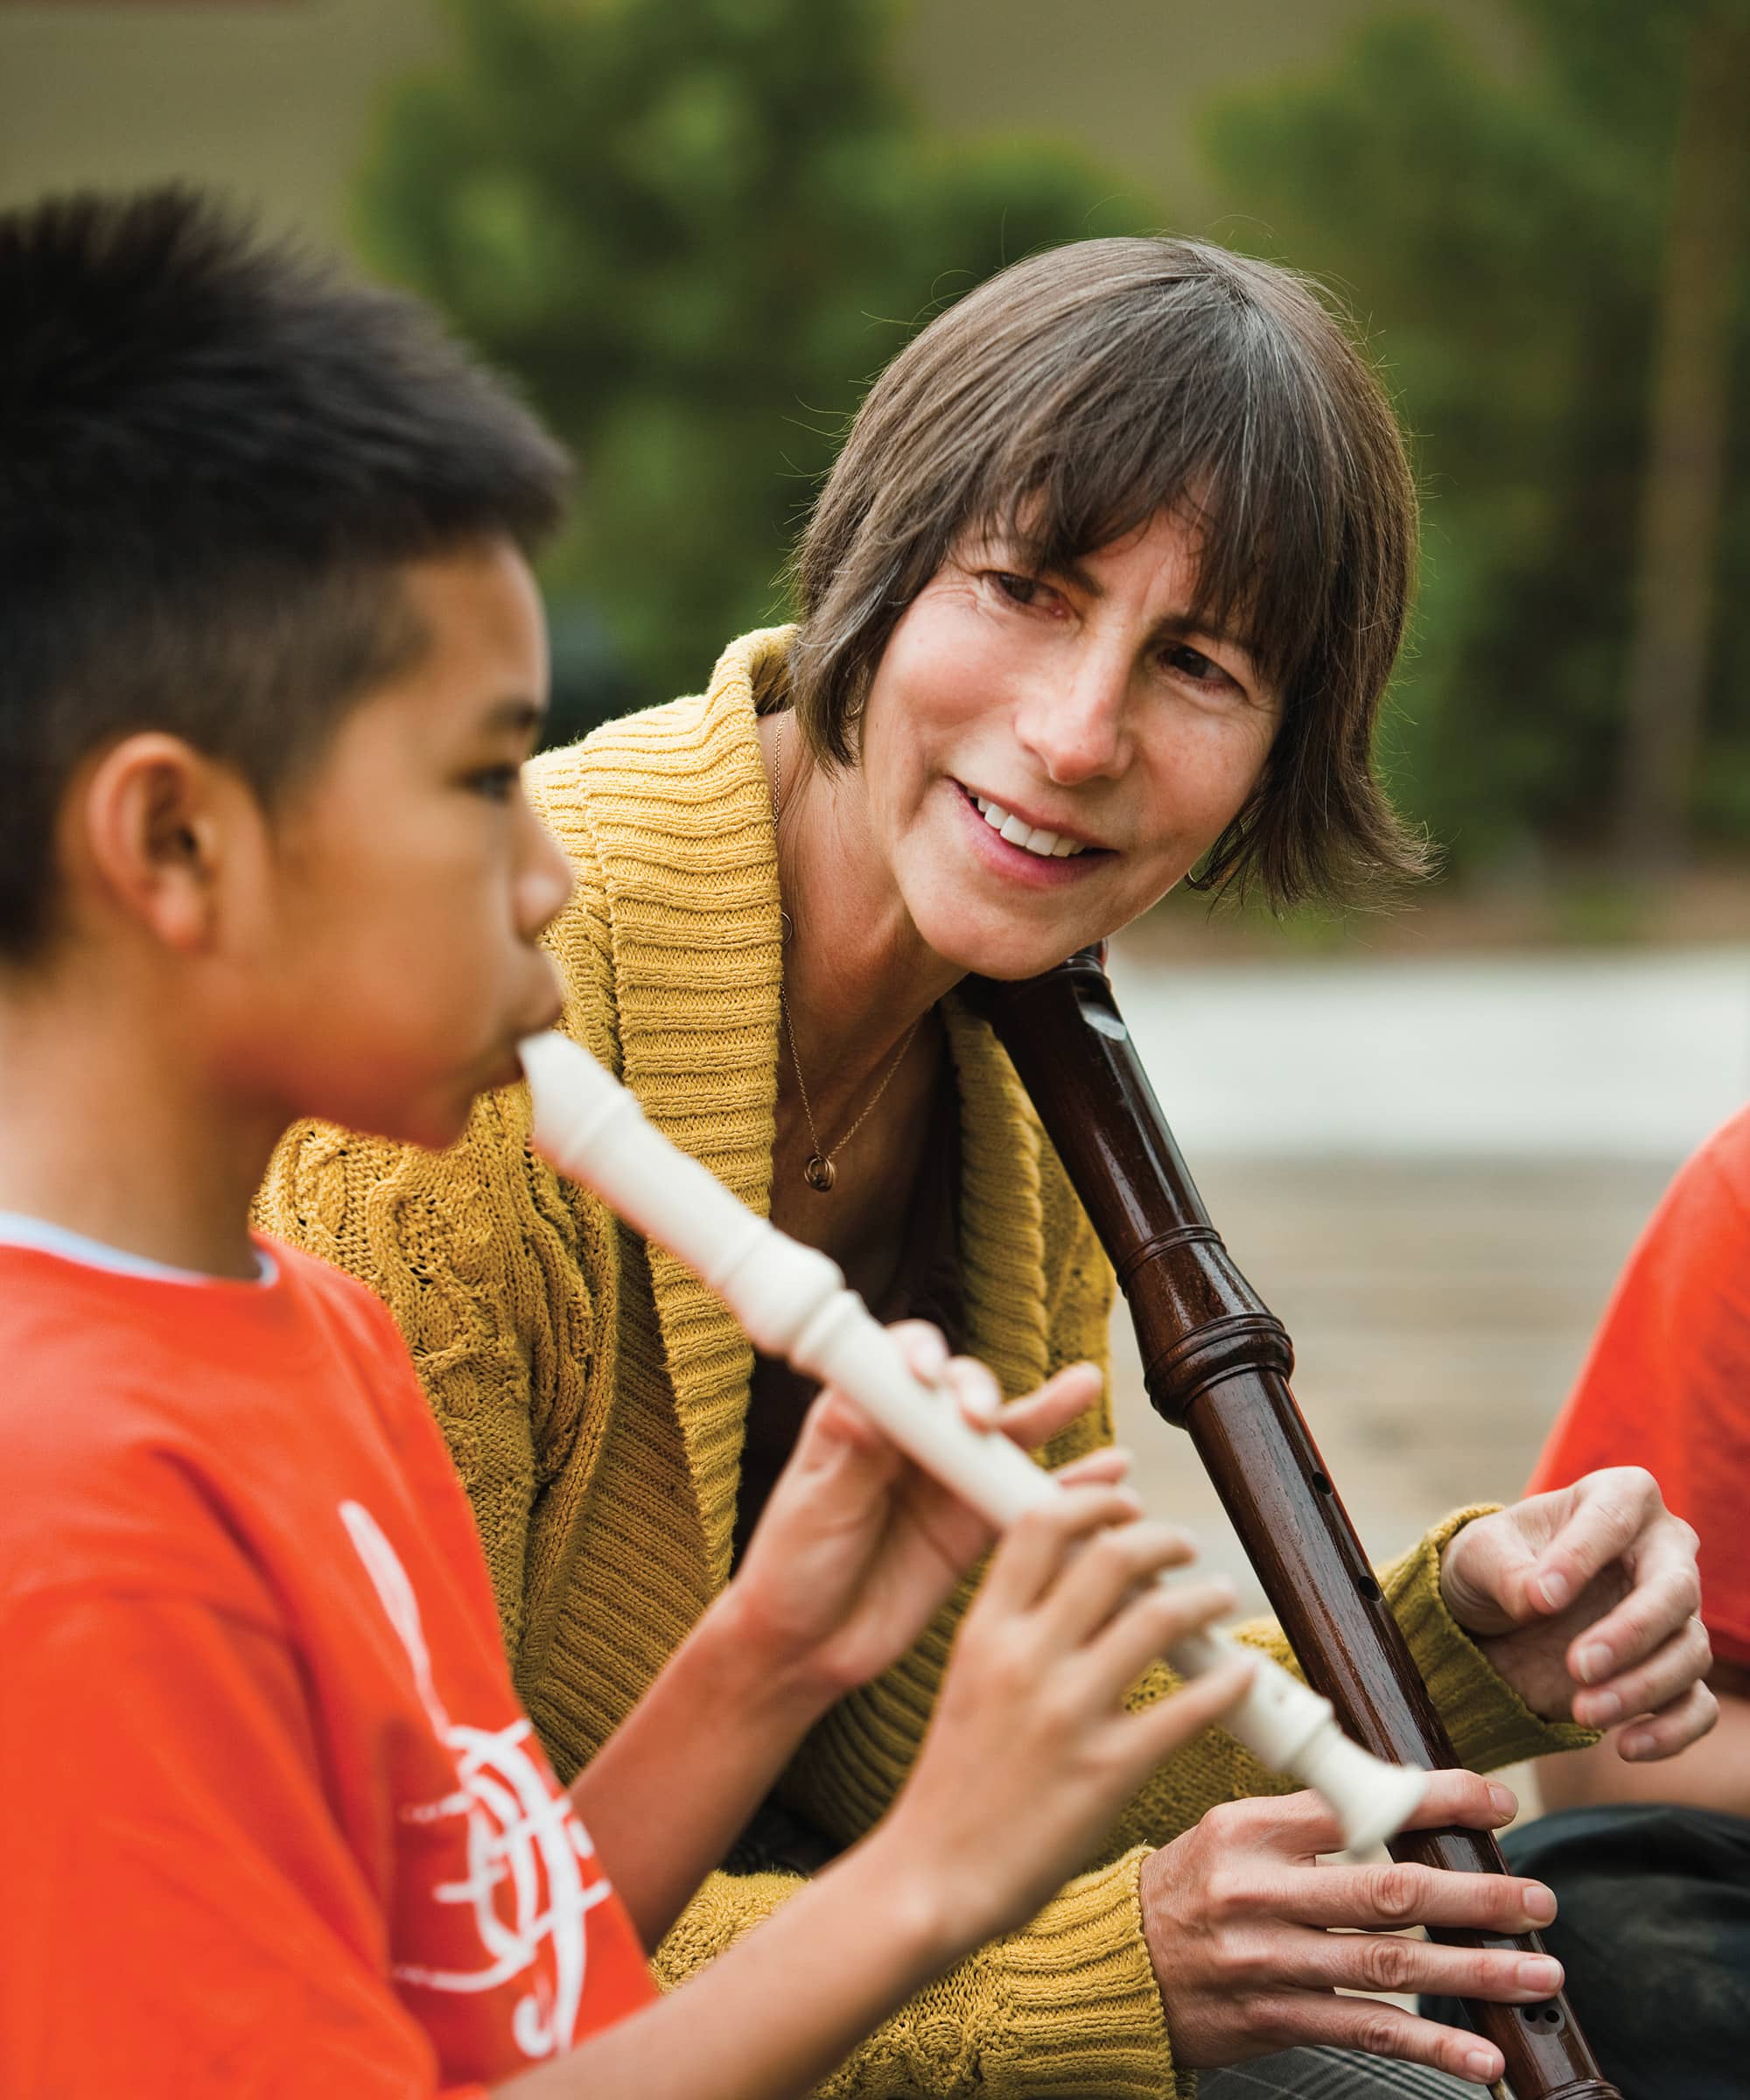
[
  {"left": 724, "top": 1326, "right": 1121, "bottom": 1709},
  {"left": 872, "top": 1489, "right": 1255, "bottom": 1950}
]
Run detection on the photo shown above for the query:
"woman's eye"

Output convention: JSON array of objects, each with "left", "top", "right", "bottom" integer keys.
[
  {"left": 1165, "top": 642, "right": 1234, "bottom": 690},
  {"left": 471, "top": 766, "right": 520, "bottom": 802},
  {"left": 990, "top": 570, "right": 1049, "bottom": 609}
]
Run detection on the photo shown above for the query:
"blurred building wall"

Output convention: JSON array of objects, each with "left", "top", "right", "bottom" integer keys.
[
  {"left": 892, "top": 0, "right": 1523, "bottom": 227},
  {"left": 1, "top": 0, "right": 1522, "bottom": 248},
  {"left": 0, "top": 0, "right": 444, "bottom": 242}
]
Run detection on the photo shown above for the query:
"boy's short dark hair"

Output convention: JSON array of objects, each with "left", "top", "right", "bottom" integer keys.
[
  {"left": 0, "top": 186, "right": 570, "bottom": 963},
  {"left": 788, "top": 237, "right": 1427, "bottom": 910}
]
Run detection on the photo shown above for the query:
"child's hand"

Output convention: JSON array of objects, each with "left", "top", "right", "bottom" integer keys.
[
  {"left": 724, "top": 1325, "right": 1123, "bottom": 1710},
  {"left": 875, "top": 1489, "right": 1255, "bottom": 1949}
]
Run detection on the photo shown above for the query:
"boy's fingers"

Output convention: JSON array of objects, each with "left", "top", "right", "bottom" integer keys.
[
  {"left": 794, "top": 1386, "right": 890, "bottom": 1463},
  {"left": 1055, "top": 1447, "right": 1134, "bottom": 1490},
  {"left": 1080, "top": 1575, "right": 1236, "bottom": 1699},
  {"left": 993, "top": 1362, "right": 1103, "bottom": 1451},
  {"left": 887, "top": 1320, "right": 951, "bottom": 1383},
  {"left": 940, "top": 1354, "right": 1004, "bottom": 1429},
  {"left": 978, "top": 1488, "right": 1148, "bottom": 1614},
  {"left": 1033, "top": 1516, "right": 1201, "bottom": 1647},
  {"left": 1130, "top": 1653, "right": 1256, "bottom": 1764}
]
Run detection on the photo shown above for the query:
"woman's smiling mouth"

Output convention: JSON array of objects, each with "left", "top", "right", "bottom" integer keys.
[{"left": 953, "top": 781, "right": 1110, "bottom": 880}]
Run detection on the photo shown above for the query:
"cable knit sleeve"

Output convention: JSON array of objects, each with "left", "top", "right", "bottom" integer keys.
[
  {"left": 657, "top": 1852, "right": 1180, "bottom": 2100},
  {"left": 253, "top": 1078, "right": 596, "bottom": 1670}
]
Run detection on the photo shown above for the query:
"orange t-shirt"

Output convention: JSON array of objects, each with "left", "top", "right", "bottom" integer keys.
[
  {"left": 0, "top": 1228, "right": 655, "bottom": 2099},
  {"left": 1529, "top": 1105, "right": 1750, "bottom": 1669}
]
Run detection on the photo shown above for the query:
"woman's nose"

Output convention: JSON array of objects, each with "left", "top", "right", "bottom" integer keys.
[{"left": 1014, "top": 649, "right": 1130, "bottom": 786}]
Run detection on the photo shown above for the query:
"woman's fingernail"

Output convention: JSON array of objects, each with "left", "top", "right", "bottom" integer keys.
[
  {"left": 1466, "top": 2049, "right": 1497, "bottom": 2082},
  {"left": 1488, "top": 1782, "right": 1516, "bottom": 1818},
  {"left": 1518, "top": 1956, "right": 1561, "bottom": 1992},
  {"left": 1539, "top": 1571, "right": 1571, "bottom": 1609},
  {"left": 1525, "top": 1884, "right": 1558, "bottom": 1924},
  {"left": 1586, "top": 1690, "right": 1621, "bottom": 1726},
  {"left": 1576, "top": 1642, "right": 1611, "bottom": 1683},
  {"left": 1623, "top": 1730, "right": 1656, "bottom": 1759}
]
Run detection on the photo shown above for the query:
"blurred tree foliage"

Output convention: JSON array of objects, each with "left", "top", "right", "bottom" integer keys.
[
  {"left": 356, "top": 0, "right": 1149, "bottom": 737},
  {"left": 1205, "top": 0, "right": 1750, "bottom": 872}
]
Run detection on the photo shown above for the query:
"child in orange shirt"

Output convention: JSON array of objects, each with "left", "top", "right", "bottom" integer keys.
[{"left": 0, "top": 188, "right": 1254, "bottom": 2100}]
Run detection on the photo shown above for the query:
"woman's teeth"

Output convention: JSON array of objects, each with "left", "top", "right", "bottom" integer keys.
[{"left": 971, "top": 794, "right": 1086, "bottom": 858}]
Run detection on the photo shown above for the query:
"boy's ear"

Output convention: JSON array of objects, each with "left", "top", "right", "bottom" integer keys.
[{"left": 75, "top": 733, "right": 243, "bottom": 953}]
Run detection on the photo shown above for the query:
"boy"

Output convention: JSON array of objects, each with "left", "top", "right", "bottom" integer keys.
[{"left": 0, "top": 188, "right": 1252, "bottom": 2097}]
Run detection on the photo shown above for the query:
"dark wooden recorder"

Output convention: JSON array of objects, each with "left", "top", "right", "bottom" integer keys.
[{"left": 970, "top": 948, "right": 1618, "bottom": 2100}]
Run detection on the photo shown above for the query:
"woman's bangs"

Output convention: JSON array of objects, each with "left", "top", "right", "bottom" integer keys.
[{"left": 973, "top": 361, "right": 1340, "bottom": 699}]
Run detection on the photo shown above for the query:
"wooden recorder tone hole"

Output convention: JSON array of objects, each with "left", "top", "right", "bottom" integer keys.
[
  {"left": 1311, "top": 1470, "right": 1334, "bottom": 1494},
  {"left": 1356, "top": 1574, "right": 1382, "bottom": 1601},
  {"left": 1518, "top": 2002, "right": 1566, "bottom": 2032}
]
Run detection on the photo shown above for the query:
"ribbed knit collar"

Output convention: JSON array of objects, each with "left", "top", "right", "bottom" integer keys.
[{"left": 570, "top": 627, "right": 1052, "bottom": 1587}]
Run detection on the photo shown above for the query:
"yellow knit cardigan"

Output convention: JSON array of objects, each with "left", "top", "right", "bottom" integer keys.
[{"left": 258, "top": 629, "right": 1584, "bottom": 2099}]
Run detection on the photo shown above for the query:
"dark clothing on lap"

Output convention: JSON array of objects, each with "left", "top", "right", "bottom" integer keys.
[{"left": 1421, "top": 1802, "right": 1750, "bottom": 2100}]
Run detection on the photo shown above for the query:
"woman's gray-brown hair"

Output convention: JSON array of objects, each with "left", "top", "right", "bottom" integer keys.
[{"left": 787, "top": 236, "right": 1428, "bottom": 909}]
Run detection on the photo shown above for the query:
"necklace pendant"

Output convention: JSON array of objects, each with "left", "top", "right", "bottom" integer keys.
[{"left": 802, "top": 1152, "right": 836, "bottom": 1194}]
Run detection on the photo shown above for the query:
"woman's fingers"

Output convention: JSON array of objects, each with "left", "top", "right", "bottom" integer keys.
[
  {"left": 1571, "top": 1607, "right": 1712, "bottom": 1730},
  {"left": 1564, "top": 1530, "right": 1704, "bottom": 1694},
  {"left": 1527, "top": 1466, "right": 1662, "bottom": 1609},
  {"left": 1396, "top": 1765, "right": 1520, "bottom": 1836},
  {"left": 1618, "top": 1675, "right": 1720, "bottom": 1760},
  {"left": 1278, "top": 1925, "right": 1563, "bottom": 2005},
  {"left": 1238, "top": 1992, "right": 1506, "bottom": 2089},
  {"left": 1280, "top": 1855, "right": 1558, "bottom": 1936}
]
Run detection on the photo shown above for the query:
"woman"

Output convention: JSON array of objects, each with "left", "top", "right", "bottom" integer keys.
[{"left": 260, "top": 238, "right": 1712, "bottom": 2099}]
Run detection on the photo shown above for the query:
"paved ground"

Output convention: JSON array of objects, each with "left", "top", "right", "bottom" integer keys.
[
  {"left": 1107, "top": 1153, "right": 1676, "bottom": 1616},
  {"left": 1092, "top": 937, "right": 1747, "bottom": 1821}
]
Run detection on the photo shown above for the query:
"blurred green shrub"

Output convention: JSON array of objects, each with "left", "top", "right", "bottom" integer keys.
[
  {"left": 356, "top": 0, "right": 1152, "bottom": 737},
  {"left": 1204, "top": 2, "right": 1750, "bottom": 873}
]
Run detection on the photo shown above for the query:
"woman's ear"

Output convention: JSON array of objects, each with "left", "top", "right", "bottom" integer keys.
[{"left": 74, "top": 732, "right": 241, "bottom": 953}]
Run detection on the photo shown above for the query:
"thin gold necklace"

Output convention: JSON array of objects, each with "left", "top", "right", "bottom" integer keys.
[{"left": 771, "top": 713, "right": 920, "bottom": 1194}]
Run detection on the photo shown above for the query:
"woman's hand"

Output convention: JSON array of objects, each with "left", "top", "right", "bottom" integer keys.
[
  {"left": 1439, "top": 1465, "right": 1718, "bottom": 1760},
  {"left": 872, "top": 1488, "right": 1256, "bottom": 1949},
  {"left": 1138, "top": 1773, "right": 1560, "bottom": 2086},
  {"left": 724, "top": 1325, "right": 1124, "bottom": 1709}
]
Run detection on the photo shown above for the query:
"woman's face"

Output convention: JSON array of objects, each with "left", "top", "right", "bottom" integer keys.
[{"left": 856, "top": 508, "right": 1282, "bottom": 980}]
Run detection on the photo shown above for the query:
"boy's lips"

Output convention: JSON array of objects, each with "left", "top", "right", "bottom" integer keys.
[{"left": 492, "top": 992, "right": 565, "bottom": 1090}]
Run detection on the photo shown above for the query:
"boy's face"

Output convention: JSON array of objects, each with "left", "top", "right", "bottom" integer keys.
[{"left": 230, "top": 539, "right": 572, "bottom": 1151}]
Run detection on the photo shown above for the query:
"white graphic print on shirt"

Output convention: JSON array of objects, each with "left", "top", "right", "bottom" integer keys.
[{"left": 340, "top": 1499, "right": 612, "bottom": 2061}]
